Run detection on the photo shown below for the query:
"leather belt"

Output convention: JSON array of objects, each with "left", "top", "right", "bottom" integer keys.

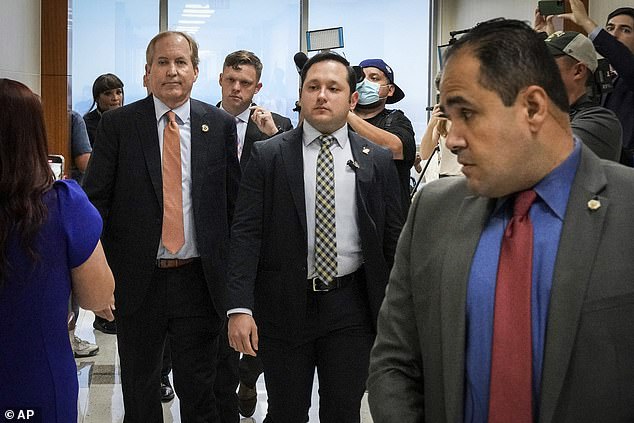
[
  {"left": 156, "top": 257, "right": 198, "bottom": 269},
  {"left": 307, "top": 269, "right": 361, "bottom": 292}
]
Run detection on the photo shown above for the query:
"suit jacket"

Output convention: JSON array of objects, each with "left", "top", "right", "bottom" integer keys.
[
  {"left": 83, "top": 95, "right": 241, "bottom": 317},
  {"left": 367, "top": 145, "right": 634, "bottom": 423},
  {"left": 241, "top": 108, "right": 293, "bottom": 171},
  {"left": 227, "top": 126, "right": 403, "bottom": 340},
  {"left": 214, "top": 102, "right": 293, "bottom": 171}
]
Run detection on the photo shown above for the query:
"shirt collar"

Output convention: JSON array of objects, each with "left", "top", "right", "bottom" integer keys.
[
  {"left": 302, "top": 120, "right": 349, "bottom": 148},
  {"left": 153, "top": 96, "right": 191, "bottom": 125},
  {"left": 218, "top": 102, "right": 251, "bottom": 124},
  {"left": 493, "top": 138, "right": 581, "bottom": 220}
]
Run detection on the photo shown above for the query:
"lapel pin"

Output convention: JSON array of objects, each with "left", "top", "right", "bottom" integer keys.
[
  {"left": 587, "top": 198, "right": 601, "bottom": 211},
  {"left": 362, "top": 146, "right": 370, "bottom": 155},
  {"left": 201, "top": 124, "right": 209, "bottom": 132}
]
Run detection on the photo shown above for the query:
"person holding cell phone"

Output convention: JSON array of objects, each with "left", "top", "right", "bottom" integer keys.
[{"left": 0, "top": 78, "right": 115, "bottom": 423}]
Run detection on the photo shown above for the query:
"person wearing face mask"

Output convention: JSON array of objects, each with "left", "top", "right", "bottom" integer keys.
[
  {"left": 347, "top": 59, "right": 416, "bottom": 218},
  {"left": 83, "top": 73, "right": 125, "bottom": 146}
]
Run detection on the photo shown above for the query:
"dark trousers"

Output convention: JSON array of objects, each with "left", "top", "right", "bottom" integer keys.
[
  {"left": 260, "top": 272, "right": 375, "bottom": 423},
  {"left": 161, "top": 315, "right": 240, "bottom": 423},
  {"left": 215, "top": 320, "right": 240, "bottom": 423},
  {"left": 239, "top": 354, "right": 264, "bottom": 388},
  {"left": 116, "top": 261, "right": 221, "bottom": 423}
]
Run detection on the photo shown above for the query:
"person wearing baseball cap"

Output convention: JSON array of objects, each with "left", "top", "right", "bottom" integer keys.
[
  {"left": 347, "top": 58, "right": 416, "bottom": 218},
  {"left": 559, "top": 0, "right": 634, "bottom": 165},
  {"left": 545, "top": 31, "right": 622, "bottom": 161}
]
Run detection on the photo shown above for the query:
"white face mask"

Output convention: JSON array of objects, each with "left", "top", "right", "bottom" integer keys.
[{"left": 356, "top": 79, "right": 388, "bottom": 105}]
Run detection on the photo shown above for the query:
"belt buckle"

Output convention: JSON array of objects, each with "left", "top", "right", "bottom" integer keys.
[{"left": 310, "top": 277, "right": 331, "bottom": 292}]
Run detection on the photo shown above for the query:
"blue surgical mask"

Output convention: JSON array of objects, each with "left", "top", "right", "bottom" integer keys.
[{"left": 356, "top": 79, "right": 388, "bottom": 105}]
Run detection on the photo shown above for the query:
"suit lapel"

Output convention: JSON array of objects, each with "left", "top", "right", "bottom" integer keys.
[
  {"left": 190, "top": 100, "right": 209, "bottom": 213},
  {"left": 136, "top": 96, "right": 163, "bottom": 205},
  {"left": 441, "top": 194, "right": 495, "bottom": 423},
  {"left": 281, "top": 127, "right": 307, "bottom": 237},
  {"left": 348, "top": 131, "right": 373, "bottom": 210},
  {"left": 243, "top": 115, "right": 263, "bottom": 166},
  {"left": 539, "top": 148, "right": 608, "bottom": 423}
]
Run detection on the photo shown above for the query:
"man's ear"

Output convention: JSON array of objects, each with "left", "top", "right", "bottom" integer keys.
[
  {"left": 218, "top": 73, "right": 223, "bottom": 86},
  {"left": 254, "top": 82, "right": 263, "bottom": 95},
  {"left": 573, "top": 62, "right": 588, "bottom": 82},
  {"left": 523, "top": 85, "right": 548, "bottom": 130},
  {"left": 350, "top": 91, "right": 359, "bottom": 110},
  {"left": 386, "top": 84, "right": 396, "bottom": 98}
]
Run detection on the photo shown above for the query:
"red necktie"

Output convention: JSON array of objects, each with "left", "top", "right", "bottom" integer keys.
[
  {"left": 161, "top": 111, "right": 184, "bottom": 254},
  {"left": 488, "top": 190, "right": 537, "bottom": 423}
]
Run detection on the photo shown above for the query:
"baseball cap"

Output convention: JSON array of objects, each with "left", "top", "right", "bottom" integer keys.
[
  {"left": 358, "top": 59, "right": 405, "bottom": 103},
  {"left": 544, "top": 31, "right": 598, "bottom": 72}
]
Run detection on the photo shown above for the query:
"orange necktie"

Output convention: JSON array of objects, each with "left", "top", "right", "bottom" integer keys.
[
  {"left": 161, "top": 111, "right": 185, "bottom": 254},
  {"left": 488, "top": 189, "right": 537, "bottom": 423}
]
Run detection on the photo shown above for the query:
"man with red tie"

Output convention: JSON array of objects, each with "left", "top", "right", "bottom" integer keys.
[
  {"left": 368, "top": 19, "right": 634, "bottom": 423},
  {"left": 83, "top": 31, "right": 240, "bottom": 422}
]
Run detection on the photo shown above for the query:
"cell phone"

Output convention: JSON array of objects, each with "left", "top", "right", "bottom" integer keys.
[
  {"left": 538, "top": 0, "right": 565, "bottom": 16},
  {"left": 48, "top": 154, "right": 65, "bottom": 180}
]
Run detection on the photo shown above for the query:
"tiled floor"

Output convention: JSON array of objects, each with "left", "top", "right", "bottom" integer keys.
[{"left": 74, "top": 309, "right": 374, "bottom": 422}]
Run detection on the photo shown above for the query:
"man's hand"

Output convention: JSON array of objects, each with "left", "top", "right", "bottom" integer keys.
[
  {"left": 558, "top": 0, "right": 598, "bottom": 33},
  {"left": 228, "top": 313, "right": 259, "bottom": 356},
  {"left": 94, "top": 295, "right": 115, "bottom": 321},
  {"left": 533, "top": 7, "right": 555, "bottom": 34},
  {"left": 250, "top": 106, "right": 279, "bottom": 137}
]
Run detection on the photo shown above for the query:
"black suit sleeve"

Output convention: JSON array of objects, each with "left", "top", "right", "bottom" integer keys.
[
  {"left": 223, "top": 113, "right": 241, "bottom": 226},
  {"left": 594, "top": 29, "right": 634, "bottom": 91},
  {"left": 226, "top": 142, "right": 267, "bottom": 311},
  {"left": 83, "top": 109, "right": 119, "bottom": 227},
  {"left": 378, "top": 148, "right": 405, "bottom": 269}
]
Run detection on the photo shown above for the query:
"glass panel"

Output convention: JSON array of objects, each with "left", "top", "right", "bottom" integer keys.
[
  {"left": 71, "top": 0, "right": 159, "bottom": 114},
  {"left": 168, "top": 0, "right": 302, "bottom": 124},
  {"left": 309, "top": 0, "right": 431, "bottom": 140}
]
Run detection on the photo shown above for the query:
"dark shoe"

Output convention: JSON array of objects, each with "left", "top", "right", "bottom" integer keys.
[
  {"left": 238, "top": 382, "right": 257, "bottom": 417},
  {"left": 93, "top": 316, "right": 117, "bottom": 334},
  {"left": 161, "top": 375, "right": 175, "bottom": 402}
]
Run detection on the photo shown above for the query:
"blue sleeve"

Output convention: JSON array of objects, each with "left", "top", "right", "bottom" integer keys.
[
  {"left": 54, "top": 180, "right": 102, "bottom": 268},
  {"left": 71, "top": 110, "right": 93, "bottom": 158}
]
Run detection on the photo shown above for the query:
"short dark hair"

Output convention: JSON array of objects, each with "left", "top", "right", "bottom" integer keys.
[
  {"left": 223, "top": 50, "right": 263, "bottom": 81},
  {"left": 89, "top": 73, "right": 124, "bottom": 112},
  {"left": 607, "top": 7, "right": 634, "bottom": 24},
  {"left": 444, "top": 18, "right": 569, "bottom": 112},
  {"left": 146, "top": 31, "right": 200, "bottom": 68},
  {"left": 300, "top": 51, "right": 357, "bottom": 96}
]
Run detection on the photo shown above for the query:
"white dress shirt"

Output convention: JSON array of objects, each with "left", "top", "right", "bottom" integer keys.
[
  {"left": 220, "top": 103, "right": 250, "bottom": 161},
  {"left": 302, "top": 121, "right": 362, "bottom": 278},
  {"left": 153, "top": 96, "right": 199, "bottom": 259}
]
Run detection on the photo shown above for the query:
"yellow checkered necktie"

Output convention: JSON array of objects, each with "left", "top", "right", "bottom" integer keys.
[{"left": 314, "top": 134, "right": 338, "bottom": 283}]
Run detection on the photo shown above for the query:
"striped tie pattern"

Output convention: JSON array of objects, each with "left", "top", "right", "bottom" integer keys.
[{"left": 314, "top": 135, "right": 338, "bottom": 284}]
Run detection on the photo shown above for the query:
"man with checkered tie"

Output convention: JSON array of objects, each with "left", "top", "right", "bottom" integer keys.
[{"left": 226, "top": 51, "right": 403, "bottom": 423}]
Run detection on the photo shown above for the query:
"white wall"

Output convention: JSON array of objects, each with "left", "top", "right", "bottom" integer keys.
[
  {"left": 0, "top": 0, "right": 41, "bottom": 94},
  {"left": 434, "top": 0, "right": 625, "bottom": 69}
]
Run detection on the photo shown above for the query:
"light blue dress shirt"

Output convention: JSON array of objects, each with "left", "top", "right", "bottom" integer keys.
[{"left": 464, "top": 140, "right": 582, "bottom": 423}]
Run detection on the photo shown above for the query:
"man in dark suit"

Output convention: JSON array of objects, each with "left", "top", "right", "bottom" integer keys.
[
  {"left": 227, "top": 51, "right": 403, "bottom": 423},
  {"left": 368, "top": 19, "right": 634, "bottom": 423},
  {"left": 218, "top": 50, "right": 293, "bottom": 169},
  {"left": 216, "top": 49, "right": 293, "bottom": 420},
  {"left": 83, "top": 31, "right": 240, "bottom": 423}
]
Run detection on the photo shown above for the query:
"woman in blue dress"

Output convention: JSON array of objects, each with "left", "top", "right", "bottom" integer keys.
[{"left": 0, "top": 78, "right": 115, "bottom": 422}]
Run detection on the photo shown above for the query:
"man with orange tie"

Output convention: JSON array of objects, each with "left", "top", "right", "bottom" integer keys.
[
  {"left": 83, "top": 31, "right": 240, "bottom": 423},
  {"left": 367, "top": 19, "right": 634, "bottom": 423}
]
